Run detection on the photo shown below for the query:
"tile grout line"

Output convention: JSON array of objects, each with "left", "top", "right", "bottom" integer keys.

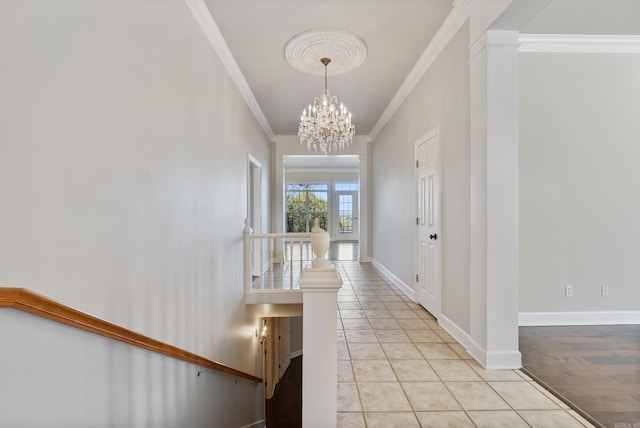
[{"left": 336, "top": 260, "right": 597, "bottom": 428}]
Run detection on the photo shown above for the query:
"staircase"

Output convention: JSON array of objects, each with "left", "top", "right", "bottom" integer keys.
[{"left": 244, "top": 221, "right": 342, "bottom": 428}]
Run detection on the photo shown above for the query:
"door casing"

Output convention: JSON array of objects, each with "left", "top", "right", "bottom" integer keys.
[{"left": 415, "top": 129, "right": 441, "bottom": 318}]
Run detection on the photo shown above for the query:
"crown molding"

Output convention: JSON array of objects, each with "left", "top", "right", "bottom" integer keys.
[
  {"left": 368, "top": 0, "right": 478, "bottom": 141},
  {"left": 183, "top": 0, "right": 274, "bottom": 141},
  {"left": 519, "top": 34, "right": 640, "bottom": 53}
]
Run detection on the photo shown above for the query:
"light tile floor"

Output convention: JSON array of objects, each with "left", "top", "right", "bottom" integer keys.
[{"left": 333, "top": 261, "right": 595, "bottom": 428}]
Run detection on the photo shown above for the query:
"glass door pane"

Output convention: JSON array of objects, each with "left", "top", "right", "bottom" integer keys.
[
  {"left": 334, "top": 189, "right": 358, "bottom": 241},
  {"left": 286, "top": 183, "right": 328, "bottom": 232},
  {"left": 338, "top": 194, "right": 354, "bottom": 234}
]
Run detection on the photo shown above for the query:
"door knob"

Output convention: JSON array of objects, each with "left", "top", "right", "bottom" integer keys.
[{"left": 430, "top": 233, "right": 438, "bottom": 240}]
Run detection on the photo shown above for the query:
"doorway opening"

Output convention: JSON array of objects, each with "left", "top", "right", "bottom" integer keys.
[
  {"left": 248, "top": 155, "right": 263, "bottom": 277},
  {"left": 283, "top": 154, "right": 362, "bottom": 261}
]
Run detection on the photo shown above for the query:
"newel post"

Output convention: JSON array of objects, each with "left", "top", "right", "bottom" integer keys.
[{"left": 300, "top": 219, "right": 342, "bottom": 428}]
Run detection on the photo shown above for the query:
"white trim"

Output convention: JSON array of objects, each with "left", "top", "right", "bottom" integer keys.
[
  {"left": 415, "top": 127, "right": 440, "bottom": 144},
  {"left": 439, "top": 314, "right": 521, "bottom": 369},
  {"left": 519, "top": 311, "right": 640, "bottom": 326},
  {"left": 414, "top": 127, "right": 442, "bottom": 319},
  {"left": 285, "top": 167, "right": 358, "bottom": 174},
  {"left": 245, "top": 290, "right": 303, "bottom": 305},
  {"left": 289, "top": 349, "right": 303, "bottom": 359},
  {"left": 519, "top": 34, "right": 640, "bottom": 53},
  {"left": 239, "top": 419, "right": 265, "bottom": 428},
  {"left": 469, "top": 32, "right": 487, "bottom": 62},
  {"left": 438, "top": 313, "right": 482, "bottom": 362},
  {"left": 369, "top": 0, "right": 478, "bottom": 140},
  {"left": 485, "top": 350, "right": 522, "bottom": 370},
  {"left": 371, "top": 258, "right": 416, "bottom": 302},
  {"left": 183, "top": 0, "right": 274, "bottom": 140}
]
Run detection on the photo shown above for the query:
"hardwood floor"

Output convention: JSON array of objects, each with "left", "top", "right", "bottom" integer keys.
[
  {"left": 520, "top": 325, "right": 640, "bottom": 428},
  {"left": 265, "top": 355, "right": 302, "bottom": 428}
]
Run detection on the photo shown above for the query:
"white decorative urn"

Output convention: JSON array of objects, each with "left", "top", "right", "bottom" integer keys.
[{"left": 310, "top": 218, "right": 330, "bottom": 268}]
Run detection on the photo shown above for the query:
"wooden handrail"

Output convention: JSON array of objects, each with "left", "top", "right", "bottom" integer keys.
[{"left": 0, "top": 288, "right": 262, "bottom": 383}]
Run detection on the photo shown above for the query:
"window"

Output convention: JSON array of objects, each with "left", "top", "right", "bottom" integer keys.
[
  {"left": 335, "top": 182, "right": 359, "bottom": 191},
  {"left": 286, "top": 184, "right": 329, "bottom": 232}
]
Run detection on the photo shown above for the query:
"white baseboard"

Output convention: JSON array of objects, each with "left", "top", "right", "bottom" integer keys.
[
  {"left": 279, "top": 349, "right": 302, "bottom": 379},
  {"left": 485, "top": 350, "right": 523, "bottom": 370},
  {"left": 369, "top": 259, "right": 524, "bottom": 369},
  {"left": 371, "top": 258, "right": 416, "bottom": 302},
  {"left": 240, "top": 419, "right": 265, "bottom": 428},
  {"left": 437, "top": 314, "right": 478, "bottom": 355},
  {"left": 438, "top": 314, "right": 521, "bottom": 369},
  {"left": 519, "top": 311, "right": 640, "bottom": 326}
]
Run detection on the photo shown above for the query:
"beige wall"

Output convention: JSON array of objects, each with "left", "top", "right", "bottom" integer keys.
[
  {"left": 371, "top": 22, "right": 471, "bottom": 332},
  {"left": 0, "top": 0, "right": 269, "bottom": 426},
  {"left": 519, "top": 52, "right": 640, "bottom": 313}
]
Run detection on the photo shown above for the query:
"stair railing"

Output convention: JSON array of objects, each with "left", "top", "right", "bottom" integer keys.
[{"left": 243, "top": 220, "right": 311, "bottom": 296}]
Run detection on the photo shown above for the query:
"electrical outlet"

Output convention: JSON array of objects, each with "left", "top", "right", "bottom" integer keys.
[
  {"left": 565, "top": 285, "right": 573, "bottom": 297},
  {"left": 601, "top": 285, "right": 609, "bottom": 297}
]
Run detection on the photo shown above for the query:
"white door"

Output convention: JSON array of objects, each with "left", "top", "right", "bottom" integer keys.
[
  {"left": 416, "top": 133, "right": 441, "bottom": 317},
  {"left": 335, "top": 191, "right": 359, "bottom": 241}
]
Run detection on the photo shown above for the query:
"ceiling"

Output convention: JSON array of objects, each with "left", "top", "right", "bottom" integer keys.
[
  {"left": 202, "top": 0, "right": 640, "bottom": 143},
  {"left": 204, "top": 0, "right": 454, "bottom": 137}
]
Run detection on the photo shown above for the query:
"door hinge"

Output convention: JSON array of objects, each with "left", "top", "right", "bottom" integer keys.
[
  {"left": 416, "top": 274, "right": 419, "bottom": 282},
  {"left": 416, "top": 160, "right": 419, "bottom": 168},
  {"left": 416, "top": 217, "right": 419, "bottom": 225}
]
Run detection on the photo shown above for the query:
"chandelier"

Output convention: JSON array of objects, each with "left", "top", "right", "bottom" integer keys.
[{"left": 298, "top": 58, "right": 355, "bottom": 154}]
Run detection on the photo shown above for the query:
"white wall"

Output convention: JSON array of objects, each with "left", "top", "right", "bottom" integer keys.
[
  {"left": 290, "top": 316, "right": 303, "bottom": 355},
  {"left": 519, "top": 51, "right": 640, "bottom": 315},
  {"left": 286, "top": 170, "right": 359, "bottom": 184},
  {"left": 0, "top": 310, "right": 263, "bottom": 428},
  {"left": 0, "top": 0, "right": 270, "bottom": 426},
  {"left": 371, "top": 23, "right": 471, "bottom": 331}
]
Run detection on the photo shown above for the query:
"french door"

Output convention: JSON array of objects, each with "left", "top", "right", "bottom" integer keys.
[
  {"left": 335, "top": 191, "right": 358, "bottom": 241},
  {"left": 285, "top": 184, "right": 329, "bottom": 232}
]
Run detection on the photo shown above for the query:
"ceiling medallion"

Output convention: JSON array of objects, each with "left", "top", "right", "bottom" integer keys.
[{"left": 285, "top": 29, "right": 367, "bottom": 76}]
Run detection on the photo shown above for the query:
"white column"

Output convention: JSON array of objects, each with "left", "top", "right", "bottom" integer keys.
[
  {"left": 300, "top": 267, "right": 342, "bottom": 428},
  {"left": 469, "top": 30, "right": 521, "bottom": 369}
]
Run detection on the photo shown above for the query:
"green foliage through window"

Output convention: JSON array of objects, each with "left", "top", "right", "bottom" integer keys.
[{"left": 286, "top": 184, "right": 328, "bottom": 232}]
